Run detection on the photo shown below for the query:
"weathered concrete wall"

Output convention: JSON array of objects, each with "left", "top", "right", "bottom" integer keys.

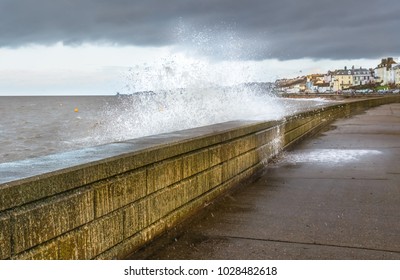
[{"left": 1, "top": 96, "right": 399, "bottom": 259}]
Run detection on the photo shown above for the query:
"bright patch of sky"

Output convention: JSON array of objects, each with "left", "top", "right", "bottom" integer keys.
[{"left": 0, "top": 43, "right": 379, "bottom": 96}]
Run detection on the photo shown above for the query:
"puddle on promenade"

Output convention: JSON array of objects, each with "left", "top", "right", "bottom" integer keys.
[{"left": 281, "top": 149, "right": 382, "bottom": 165}]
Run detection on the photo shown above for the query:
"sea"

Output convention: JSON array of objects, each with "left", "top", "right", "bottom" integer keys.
[{"left": 0, "top": 93, "right": 332, "bottom": 164}]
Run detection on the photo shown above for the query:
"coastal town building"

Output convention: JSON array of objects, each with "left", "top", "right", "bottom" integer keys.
[
  {"left": 275, "top": 56, "right": 399, "bottom": 94},
  {"left": 330, "top": 67, "right": 353, "bottom": 91},
  {"left": 374, "top": 57, "right": 397, "bottom": 85},
  {"left": 352, "top": 67, "right": 375, "bottom": 86},
  {"left": 328, "top": 66, "right": 374, "bottom": 91},
  {"left": 306, "top": 74, "right": 330, "bottom": 93},
  {"left": 394, "top": 65, "right": 400, "bottom": 85},
  {"left": 275, "top": 76, "right": 306, "bottom": 93}
]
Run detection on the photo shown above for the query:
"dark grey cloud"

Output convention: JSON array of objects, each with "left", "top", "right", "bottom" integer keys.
[{"left": 1, "top": 0, "right": 399, "bottom": 60}]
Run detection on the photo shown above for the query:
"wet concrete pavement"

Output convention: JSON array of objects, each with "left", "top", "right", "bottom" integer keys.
[{"left": 131, "top": 103, "right": 400, "bottom": 259}]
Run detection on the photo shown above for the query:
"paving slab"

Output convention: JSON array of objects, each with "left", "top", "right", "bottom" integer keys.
[{"left": 130, "top": 103, "right": 400, "bottom": 260}]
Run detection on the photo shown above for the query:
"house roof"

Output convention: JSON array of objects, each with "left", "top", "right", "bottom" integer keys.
[
  {"left": 316, "top": 82, "right": 330, "bottom": 87},
  {"left": 333, "top": 67, "right": 370, "bottom": 76},
  {"left": 377, "top": 57, "right": 397, "bottom": 70}
]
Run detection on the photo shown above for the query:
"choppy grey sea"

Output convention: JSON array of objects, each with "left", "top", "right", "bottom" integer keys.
[
  {"left": 0, "top": 96, "right": 116, "bottom": 163},
  {"left": 0, "top": 95, "right": 331, "bottom": 164}
]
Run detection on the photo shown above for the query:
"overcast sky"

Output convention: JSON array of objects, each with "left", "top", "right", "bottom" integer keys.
[{"left": 1, "top": 0, "right": 399, "bottom": 95}]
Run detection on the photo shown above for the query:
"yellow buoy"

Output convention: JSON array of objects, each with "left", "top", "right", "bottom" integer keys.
[{"left": 74, "top": 107, "right": 79, "bottom": 113}]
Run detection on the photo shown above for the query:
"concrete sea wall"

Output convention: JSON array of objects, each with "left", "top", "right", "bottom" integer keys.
[{"left": 1, "top": 96, "right": 399, "bottom": 259}]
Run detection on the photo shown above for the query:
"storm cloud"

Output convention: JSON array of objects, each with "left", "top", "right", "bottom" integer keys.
[{"left": 1, "top": 0, "right": 399, "bottom": 60}]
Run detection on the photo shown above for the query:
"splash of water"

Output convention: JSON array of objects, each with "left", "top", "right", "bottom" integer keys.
[
  {"left": 83, "top": 52, "right": 330, "bottom": 145},
  {"left": 79, "top": 24, "right": 324, "bottom": 145}
]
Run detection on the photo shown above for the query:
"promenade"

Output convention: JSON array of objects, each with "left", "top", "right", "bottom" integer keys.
[{"left": 131, "top": 103, "right": 400, "bottom": 259}]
